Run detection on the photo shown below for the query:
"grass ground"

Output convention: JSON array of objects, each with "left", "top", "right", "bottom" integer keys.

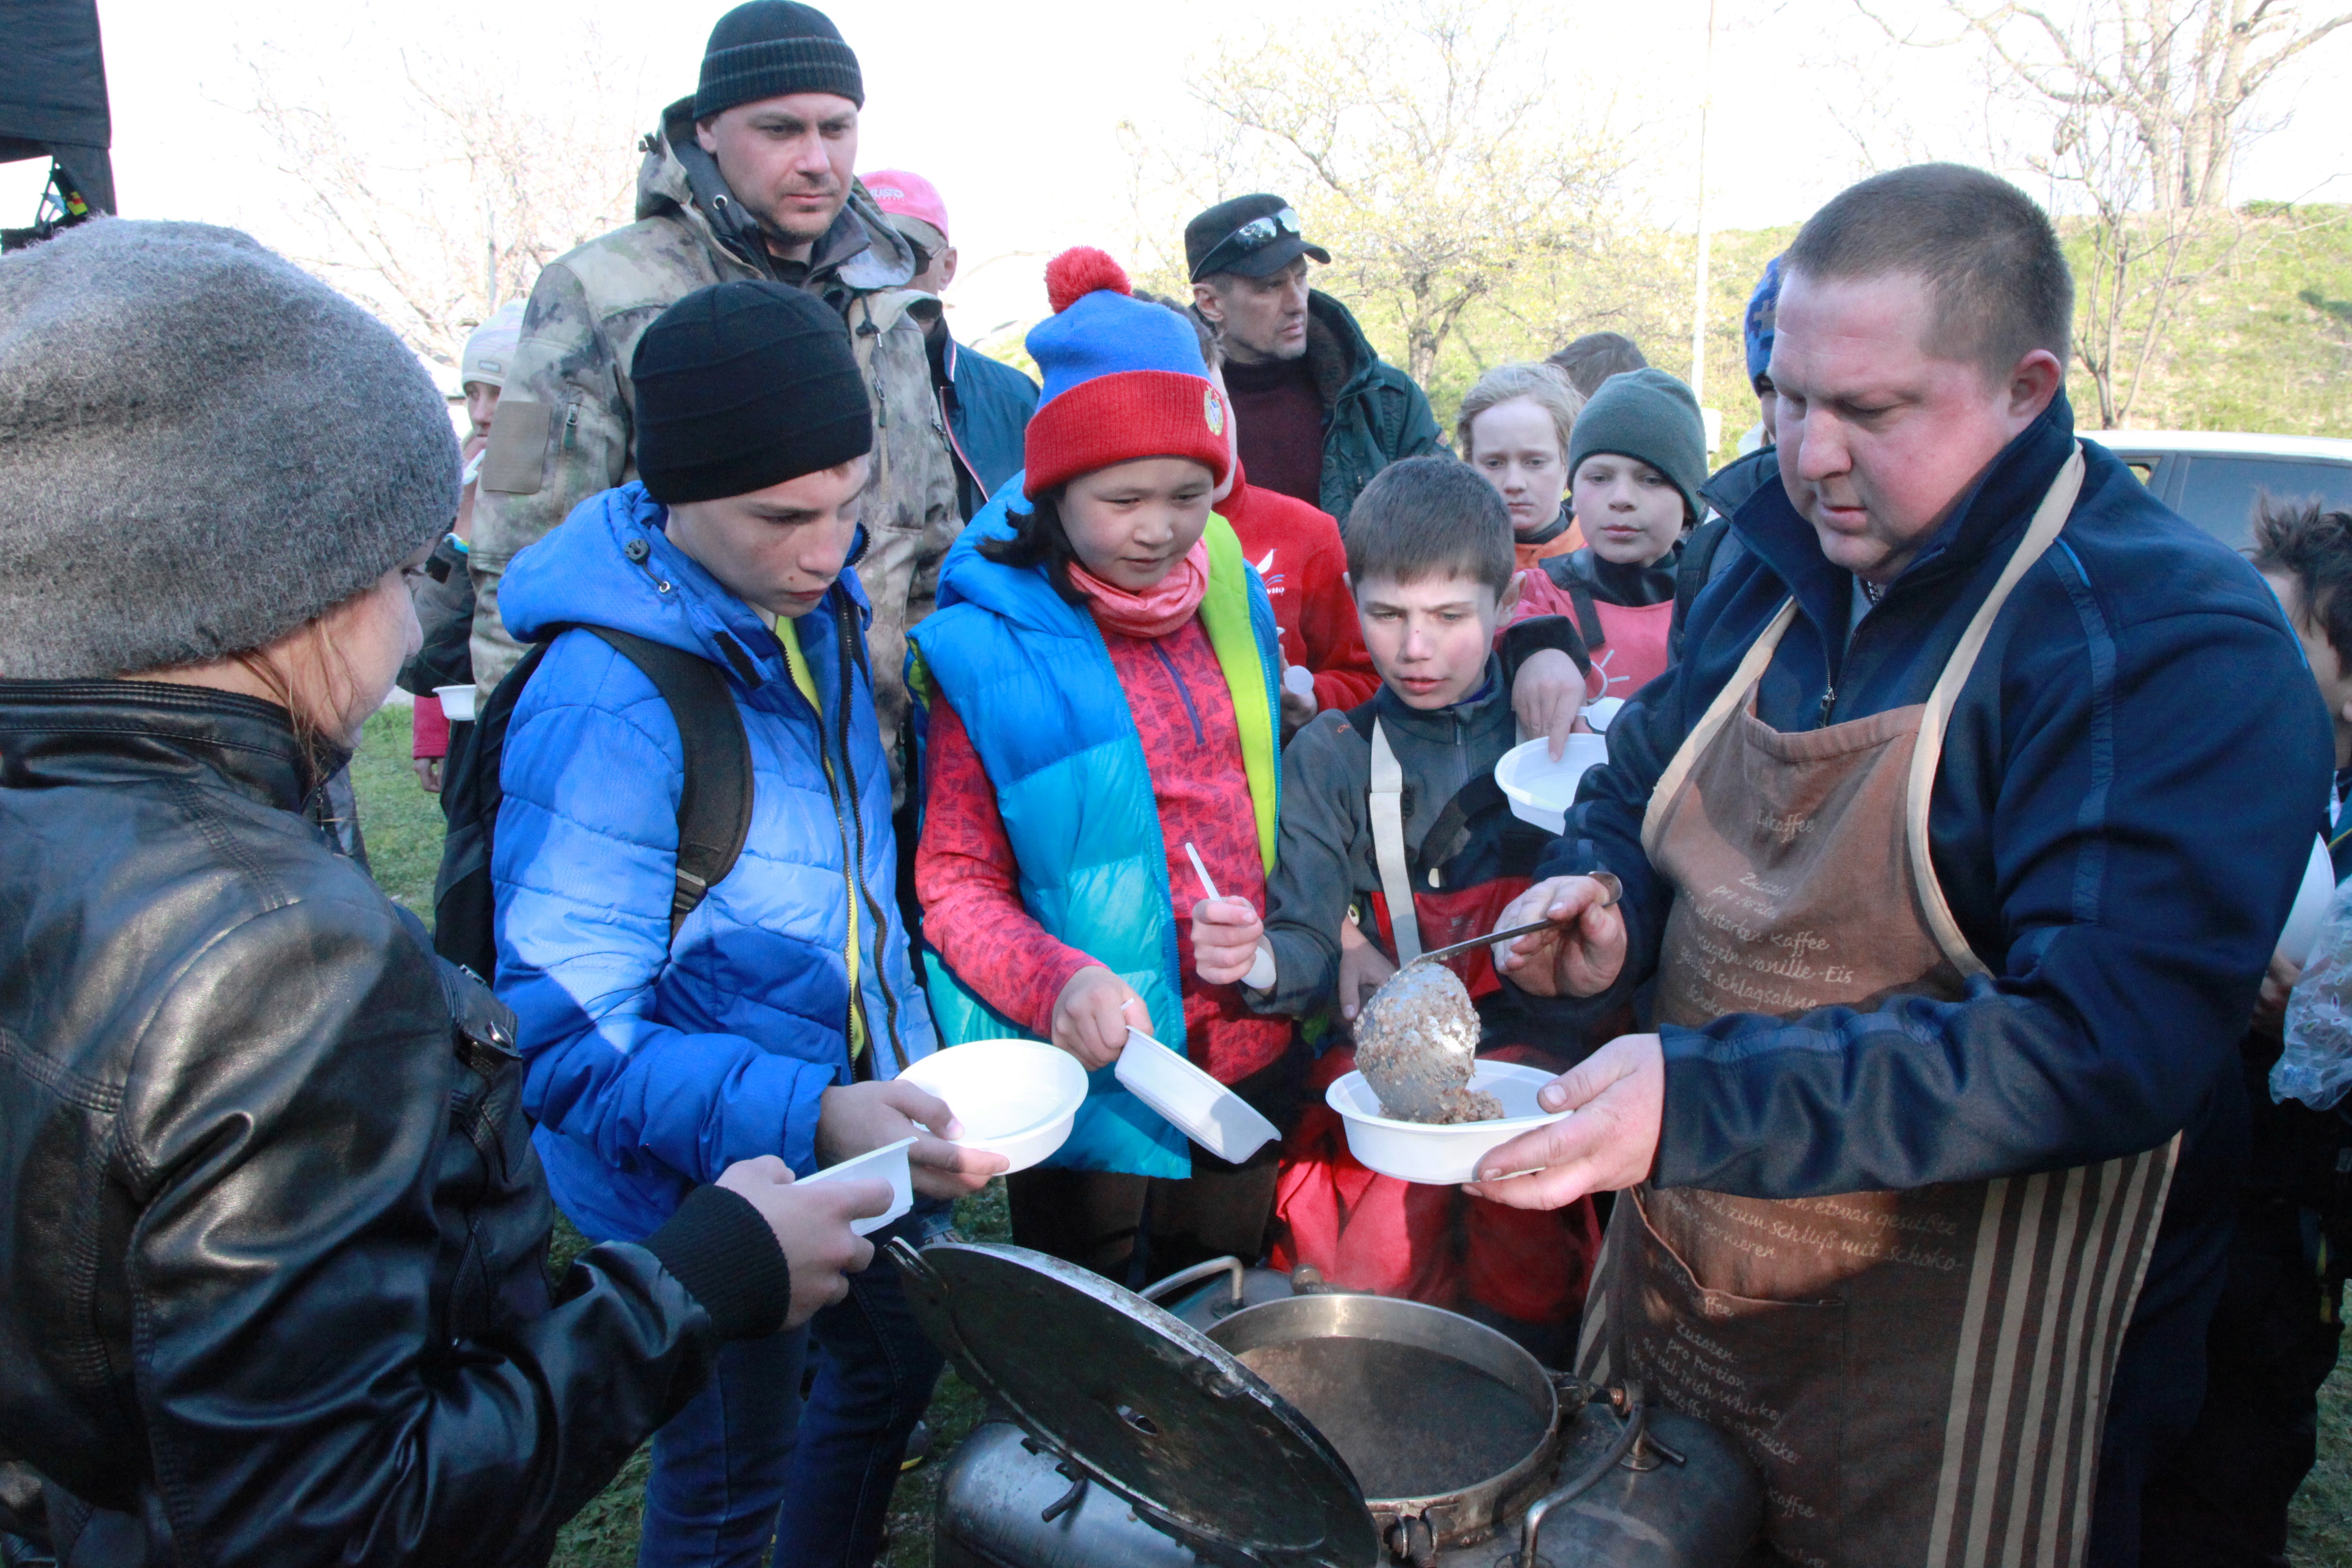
[{"left": 350, "top": 704, "right": 2352, "bottom": 1566}]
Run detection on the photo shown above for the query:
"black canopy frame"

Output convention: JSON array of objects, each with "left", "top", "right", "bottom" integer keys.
[{"left": 2, "top": 0, "right": 114, "bottom": 248}]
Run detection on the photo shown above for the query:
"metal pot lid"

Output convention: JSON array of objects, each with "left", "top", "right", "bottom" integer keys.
[{"left": 890, "top": 1239, "right": 1378, "bottom": 1568}]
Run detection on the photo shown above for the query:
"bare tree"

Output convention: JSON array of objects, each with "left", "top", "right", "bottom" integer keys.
[
  {"left": 1138, "top": 0, "right": 1642, "bottom": 392},
  {"left": 1948, "top": 0, "right": 2352, "bottom": 210},
  {"left": 239, "top": 27, "right": 648, "bottom": 371},
  {"left": 1860, "top": 0, "right": 2350, "bottom": 423},
  {"left": 2031, "top": 81, "right": 2251, "bottom": 425}
]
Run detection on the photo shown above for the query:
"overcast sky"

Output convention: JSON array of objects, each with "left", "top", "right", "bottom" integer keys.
[{"left": 12, "top": 0, "right": 2351, "bottom": 350}]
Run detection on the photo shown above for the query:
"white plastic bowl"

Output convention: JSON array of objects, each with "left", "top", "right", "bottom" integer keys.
[
  {"left": 1114, "top": 1028, "right": 1280, "bottom": 1164},
  {"left": 800, "top": 1136, "right": 914, "bottom": 1235},
  {"left": 1495, "top": 735, "right": 1611, "bottom": 835},
  {"left": 1326, "top": 1060, "right": 1571, "bottom": 1185},
  {"left": 895, "top": 1040, "right": 1087, "bottom": 1174},
  {"left": 433, "top": 682, "right": 479, "bottom": 723}
]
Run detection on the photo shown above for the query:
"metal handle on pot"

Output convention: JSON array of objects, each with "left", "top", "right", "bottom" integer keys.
[
  {"left": 1137, "top": 1255, "right": 1246, "bottom": 1312},
  {"left": 1505, "top": 1381, "right": 1648, "bottom": 1568}
]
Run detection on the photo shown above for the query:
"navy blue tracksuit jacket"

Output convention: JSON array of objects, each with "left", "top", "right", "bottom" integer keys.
[{"left": 1536, "top": 394, "right": 2329, "bottom": 1199}]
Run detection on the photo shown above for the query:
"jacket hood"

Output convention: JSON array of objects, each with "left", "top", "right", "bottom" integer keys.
[
  {"left": 1306, "top": 290, "right": 1381, "bottom": 404},
  {"left": 933, "top": 470, "right": 1087, "bottom": 637},
  {"left": 500, "top": 482, "right": 872, "bottom": 690},
  {"left": 638, "top": 98, "right": 917, "bottom": 293}
]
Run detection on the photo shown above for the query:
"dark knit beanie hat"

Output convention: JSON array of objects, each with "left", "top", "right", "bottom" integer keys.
[
  {"left": 632, "top": 281, "right": 872, "bottom": 505},
  {"left": 1568, "top": 367, "right": 1709, "bottom": 525},
  {"left": 695, "top": 1, "right": 863, "bottom": 120},
  {"left": 0, "top": 219, "right": 456, "bottom": 679}
]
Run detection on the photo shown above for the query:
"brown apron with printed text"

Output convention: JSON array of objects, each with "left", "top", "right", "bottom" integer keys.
[{"left": 1574, "top": 448, "right": 2179, "bottom": 1568}]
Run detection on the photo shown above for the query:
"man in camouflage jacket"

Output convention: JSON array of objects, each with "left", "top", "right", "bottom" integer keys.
[{"left": 470, "top": 6, "right": 956, "bottom": 801}]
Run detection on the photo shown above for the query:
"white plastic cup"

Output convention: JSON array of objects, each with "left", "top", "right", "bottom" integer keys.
[
  {"left": 1114, "top": 1027, "right": 1279, "bottom": 1163},
  {"left": 799, "top": 1136, "right": 916, "bottom": 1236},
  {"left": 1283, "top": 665, "right": 1315, "bottom": 699},
  {"left": 433, "top": 683, "right": 479, "bottom": 723}
]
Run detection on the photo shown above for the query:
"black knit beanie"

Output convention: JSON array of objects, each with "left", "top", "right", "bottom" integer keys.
[
  {"left": 1568, "top": 367, "right": 1709, "bottom": 525},
  {"left": 694, "top": 1, "right": 863, "bottom": 120},
  {"left": 632, "top": 281, "right": 872, "bottom": 505}
]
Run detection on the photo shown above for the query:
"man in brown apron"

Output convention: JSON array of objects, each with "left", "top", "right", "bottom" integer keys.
[{"left": 1469, "top": 165, "right": 2333, "bottom": 1568}]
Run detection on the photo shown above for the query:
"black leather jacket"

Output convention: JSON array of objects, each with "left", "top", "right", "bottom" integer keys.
[{"left": 0, "top": 682, "right": 783, "bottom": 1567}]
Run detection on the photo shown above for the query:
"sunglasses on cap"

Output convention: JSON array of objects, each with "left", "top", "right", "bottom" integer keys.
[{"left": 1191, "top": 207, "right": 1308, "bottom": 281}]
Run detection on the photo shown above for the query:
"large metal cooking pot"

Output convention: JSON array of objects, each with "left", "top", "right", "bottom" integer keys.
[
  {"left": 1202, "top": 1292, "right": 1563, "bottom": 1554},
  {"left": 894, "top": 1241, "right": 1760, "bottom": 1568}
]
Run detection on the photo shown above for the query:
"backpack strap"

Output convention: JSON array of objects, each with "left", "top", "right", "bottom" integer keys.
[
  {"left": 1540, "top": 554, "right": 1608, "bottom": 651},
  {"left": 1368, "top": 718, "right": 1424, "bottom": 964},
  {"left": 580, "top": 627, "right": 755, "bottom": 939},
  {"left": 431, "top": 640, "right": 554, "bottom": 978}
]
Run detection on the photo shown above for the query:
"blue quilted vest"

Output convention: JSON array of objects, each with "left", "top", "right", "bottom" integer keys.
[{"left": 908, "top": 488, "right": 1280, "bottom": 1178}]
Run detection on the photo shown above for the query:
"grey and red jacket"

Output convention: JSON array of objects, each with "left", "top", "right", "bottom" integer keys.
[
  {"left": 1524, "top": 394, "right": 2333, "bottom": 1207},
  {"left": 1248, "top": 656, "right": 1558, "bottom": 1026}
]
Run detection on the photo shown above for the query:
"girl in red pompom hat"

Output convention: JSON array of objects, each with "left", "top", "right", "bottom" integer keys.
[{"left": 907, "top": 248, "right": 1295, "bottom": 1279}]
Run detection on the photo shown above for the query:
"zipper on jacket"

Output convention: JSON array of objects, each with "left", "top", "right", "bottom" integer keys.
[
  {"left": 784, "top": 609, "right": 882, "bottom": 1064},
  {"left": 1152, "top": 641, "right": 1207, "bottom": 746},
  {"left": 1817, "top": 686, "right": 1837, "bottom": 728},
  {"left": 832, "top": 607, "right": 910, "bottom": 1073}
]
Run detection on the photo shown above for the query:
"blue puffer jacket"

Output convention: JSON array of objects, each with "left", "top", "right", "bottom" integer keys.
[
  {"left": 1532, "top": 394, "right": 2333, "bottom": 1208},
  {"left": 493, "top": 483, "right": 936, "bottom": 1243},
  {"left": 908, "top": 486, "right": 1282, "bottom": 1178}
]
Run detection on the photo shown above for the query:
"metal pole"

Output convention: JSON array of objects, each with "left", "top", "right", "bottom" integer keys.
[{"left": 1689, "top": 0, "right": 1718, "bottom": 405}]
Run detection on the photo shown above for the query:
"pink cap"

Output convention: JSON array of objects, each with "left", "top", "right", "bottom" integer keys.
[{"left": 861, "top": 168, "right": 950, "bottom": 244}]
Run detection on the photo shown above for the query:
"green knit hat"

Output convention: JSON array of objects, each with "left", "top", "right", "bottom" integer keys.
[{"left": 1568, "top": 367, "right": 1708, "bottom": 525}]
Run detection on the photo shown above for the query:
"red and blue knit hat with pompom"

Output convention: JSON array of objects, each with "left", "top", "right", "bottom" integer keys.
[{"left": 1022, "top": 247, "right": 1231, "bottom": 499}]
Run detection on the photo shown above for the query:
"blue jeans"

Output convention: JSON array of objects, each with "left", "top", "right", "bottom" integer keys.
[{"left": 637, "top": 1208, "right": 947, "bottom": 1568}]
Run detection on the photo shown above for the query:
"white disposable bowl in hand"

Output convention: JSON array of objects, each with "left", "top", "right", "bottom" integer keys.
[
  {"left": 1326, "top": 1060, "right": 1571, "bottom": 1185},
  {"left": 1115, "top": 1027, "right": 1280, "bottom": 1164},
  {"left": 2276, "top": 834, "right": 2336, "bottom": 967},
  {"left": 432, "top": 683, "right": 479, "bottom": 723},
  {"left": 800, "top": 1136, "right": 915, "bottom": 1236},
  {"left": 894, "top": 1040, "right": 1087, "bottom": 1174},
  {"left": 1495, "top": 735, "right": 1610, "bottom": 836}
]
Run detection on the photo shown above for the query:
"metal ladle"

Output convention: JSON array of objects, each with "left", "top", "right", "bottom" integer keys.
[{"left": 1356, "top": 873, "right": 1622, "bottom": 1124}]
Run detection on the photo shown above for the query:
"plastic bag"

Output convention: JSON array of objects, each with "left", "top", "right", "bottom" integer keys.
[{"left": 2277, "top": 879, "right": 2352, "bottom": 1109}]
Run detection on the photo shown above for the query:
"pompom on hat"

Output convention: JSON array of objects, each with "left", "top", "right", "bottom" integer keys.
[{"left": 1021, "top": 247, "right": 1232, "bottom": 500}]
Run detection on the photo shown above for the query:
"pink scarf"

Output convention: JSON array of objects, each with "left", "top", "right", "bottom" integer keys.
[{"left": 1069, "top": 540, "right": 1211, "bottom": 639}]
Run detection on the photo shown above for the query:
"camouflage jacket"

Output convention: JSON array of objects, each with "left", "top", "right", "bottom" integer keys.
[{"left": 469, "top": 98, "right": 959, "bottom": 793}]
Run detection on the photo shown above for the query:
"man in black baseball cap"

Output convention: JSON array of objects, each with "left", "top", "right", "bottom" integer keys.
[{"left": 1184, "top": 193, "right": 1440, "bottom": 524}]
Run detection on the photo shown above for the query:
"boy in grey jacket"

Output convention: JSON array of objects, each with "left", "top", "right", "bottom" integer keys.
[
  {"left": 1193, "top": 456, "right": 1587, "bottom": 1031},
  {"left": 1187, "top": 455, "right": 1603, "bottom": 1358}
]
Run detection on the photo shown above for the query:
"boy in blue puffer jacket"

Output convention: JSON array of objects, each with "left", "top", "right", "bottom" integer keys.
[{"left": 493, "top": 281, "right": 1003, "bottom": 1568}]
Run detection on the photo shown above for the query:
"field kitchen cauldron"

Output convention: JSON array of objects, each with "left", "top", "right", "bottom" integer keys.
[{"left": 888, "top": 1241, "right": 1763, "bottom": 1568}]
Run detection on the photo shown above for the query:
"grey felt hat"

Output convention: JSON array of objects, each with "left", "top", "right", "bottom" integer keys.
[{"left": 0, "top": 220, "right": 457, "bottom": 679}]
